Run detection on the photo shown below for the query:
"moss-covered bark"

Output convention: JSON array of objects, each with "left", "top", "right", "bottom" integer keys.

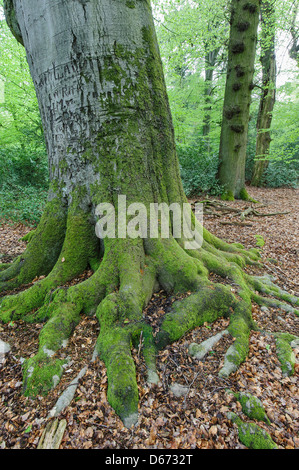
[
  {"left": 218, "top": 0, "right": 260, "bottom": 199},
  {"left": 1, "top": 0, "right": 298, "bottom": 428},
  {"left": 251, "top": 0, "right": 276, "bottom": 187},
  {"left": 227, "top": 412, "right": 277, "bottom": 449}
]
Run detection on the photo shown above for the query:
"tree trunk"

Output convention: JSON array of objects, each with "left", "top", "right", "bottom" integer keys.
[
  {"left": 289, "top": 4, "right": 299, "bottom": 67},
  {"left": 217, "top": 0, "right": 260, "bottom": 200},
  {"left": 203, "top": 47, "right": 221, "bottom": 154},
  {"left": 251, "top": 0, "right": 276, "bottom": 187},
  {"left": 1, "top": 0, "right": 298, "bottom": 428}
]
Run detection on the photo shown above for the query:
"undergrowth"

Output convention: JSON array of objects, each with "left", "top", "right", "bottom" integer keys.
[{"left": 0, "top": 146, "right": 48, "bottom": 226}]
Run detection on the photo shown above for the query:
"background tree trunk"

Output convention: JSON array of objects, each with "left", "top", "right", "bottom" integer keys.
[
  {"left": 203, "top": 46, "right": 221, "bottom": 154},
  {"left": 217, "top": 0, "right": 260, "bottom": 200},
  {"left": 251, "top": 0, "right": 276, "bottom": 187},
  {"left": 289, "top": 3, "right": 299, "bottom": 67}
]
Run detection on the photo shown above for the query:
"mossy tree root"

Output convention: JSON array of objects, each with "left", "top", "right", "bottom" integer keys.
[
  {"left": 0, "top": 193, "right": 67, "bottom": 292},
  {"left": 22, "top": 291, "right": 82, "bottom": 397},
  {"left": 0, "top": 225, "right": 298, "bottom": 427},
  {"left": 0, "top": 199, "right": 100, "bottom": 322}
]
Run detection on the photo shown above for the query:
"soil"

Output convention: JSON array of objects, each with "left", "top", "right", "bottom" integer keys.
[{"left": 0, "top": 186, "right": 298, "bottom": 450}]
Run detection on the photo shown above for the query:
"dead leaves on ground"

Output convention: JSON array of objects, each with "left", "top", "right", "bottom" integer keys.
[{"left": 0, "top": 187, "right": 298, "bottom": 449}]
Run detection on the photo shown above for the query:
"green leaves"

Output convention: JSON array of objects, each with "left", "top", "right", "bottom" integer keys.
[{"left": 0, "top": 13, "right": 44, "bottom": 150}]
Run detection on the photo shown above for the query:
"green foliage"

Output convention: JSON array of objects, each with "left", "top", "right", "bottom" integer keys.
[
  {"left": 264, "top": 80, "right": 299, "bottom": 187},
  {"left": 0, "top": 146, "right": 48, "bottom": 225},
  {"left": 153, "top": 0, "right": 228, "bottom": 145},
  {"left": 153, "top": 0, "right": 299, "bottom": 193},
  {"left": 177, "top": 142, "right": 222, "bottom": 196},
  {"left": 265, "top": 159, "right": 299, "bottom": 188},
  {"left": 0, "top": 17, "right": 44, "bottom": 150},
  {"left": 0, "top": 11, "right": 48, "bottom": 225},
  {"left": 0, "top": 0, "right": 298, "bottom": 218}
]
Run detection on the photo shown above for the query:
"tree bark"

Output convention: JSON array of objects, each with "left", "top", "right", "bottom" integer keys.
[
  {"left": 289, "top": 3, "right": 299, "bottom": 67},
  {"left": 1, "top": 0, "right": 298, "bottom": 428},
  {"left": 251, "top": 0, "right": 276, "bottom": 187},
  {"left": 203, "top": 46, "right": 221, "bottom": 154},
  {"left": 217, "top": 0, "right": 260, "bottom": 200}
]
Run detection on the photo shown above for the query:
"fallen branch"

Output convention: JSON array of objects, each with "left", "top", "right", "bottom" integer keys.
[
  {"left": 220, "top": 221, "right": 253, "bottom": 227},
  {"left": 194, "top": 199, "right": 291, "bottom": 221},
  {"left": 252, "top": 210, "right": 291, "bottom": 217},
  {"left": 37, "top": 418, "right": 67, "bottom": 449}
]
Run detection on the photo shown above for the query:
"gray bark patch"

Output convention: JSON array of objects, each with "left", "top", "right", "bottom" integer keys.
[
  {"left": 188, "top": 329, "right": 229, "bottom": 360},
  {"left": 48, "top": 366, "right": 87, "bottom": 418},
  {"left": 0, "top": 339, "right": 11, "bottom": 356},
  {"left": 169, "top": 383, "right": 189, "bottom": 398}
]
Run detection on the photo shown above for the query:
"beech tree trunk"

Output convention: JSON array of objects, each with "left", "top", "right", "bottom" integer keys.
[
  {"left": 289, "top": 4, "right": 299, "bottom": 67},
  {"left": 1, "top": 0, "right": 298, "bottom": 429},
  {"left": 251, "top": 0, "right": 276, "bottom": 187},
  {"left": 217, "top": 0, "right": 260, "bottom": 200},
  {"left": 203, "top": 46, "right": 221, "bottom": 154}
]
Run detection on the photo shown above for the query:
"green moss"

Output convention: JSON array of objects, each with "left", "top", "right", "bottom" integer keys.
[
  {"left": 0, "top": 192, "right": 67, "bottom": 296},
  {"left": 219, "top": 301, "right": 254, "bottom": 378},
  {"left": 95, "top": 325, "right": 139, "bottom": 426},
  {"left": 239, "top": 187, "right": 250, "bottom": 200},
  {"left": 146, "top": 237, "right": 200, "bottom": 294},
  {"left": 21, "top": 294, "right": 82, "bottom": 397},
  {"left": 126, "top": 0, "right": 136, "bottom": 8},
  {"left": 58, "top": 159, "right": 69, "bottom": 170},
  {"left": 227, "top": 412, "right": 277, "bottom": 449},
  {"left": 231, "top": 242, "right": 245, "bottom": 249},
  {"left": 250, "top": 275, "right": 299, "bottom": 308},
  {"left": 274, "top": 332, "right": 297, "bottom": 376},
  {"left": 0, "top": 193, "right": 100, "bottom": 323},
  {"left": 221, "top": 190, "right": 234, "bottom": 201},
  {"left": 228, "top": 314, "right": 250, "bottom": 360},
  {"left": 0, "top": 263, "right": 11, "bottom": 272},
  {"left": 156, "top": 283, "right": 234, "bottom": 349},
  {"left": 92, "top": 240, "right": 157, "bottom": 426},
  {"left": 20, "top": 230, "right": 36, "bottom": 243},
  {"left": 234, "top": 391, "right": 271, "bottom": 424},
  {"left": 22, "top": 352, "right": 67, "bottom": 397},
  {"left": 106, "top": 345, "right": 139, "bottom": 425},
  {"left": 254, "top": 234, "right": 265, "bottom": 248}
]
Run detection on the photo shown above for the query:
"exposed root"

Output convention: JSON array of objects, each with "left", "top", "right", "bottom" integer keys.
[
  {"left": 22, "top": 290, "right": 82, "bottom": 397},
  {"left": 0, "top": 221, "right": 298, "bottom": 428},
  {"left": 0, "top": 263, "right": 11, "bottom": 272},
  {"left": 0, "top": 201, "right": 100, "bottom": 322},
  {"left": 0, "top": 194, "right": 67, "bottom": 292}
]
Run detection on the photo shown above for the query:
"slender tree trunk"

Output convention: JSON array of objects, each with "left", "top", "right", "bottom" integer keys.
[
  {"left": 1, "top": 0, "right": 298, "bottom": 428},
  {"left": 289, "top": 3, "right": 299, "bottom": 67},
  {"left": 251, "top": 0, "right": 276, "bottom": 187},
  {"left": 203, "top": 47, "right": 221, "bottom": 154},
  {"left": 217, "top": 0, "right": 260, "bottom": 200}
]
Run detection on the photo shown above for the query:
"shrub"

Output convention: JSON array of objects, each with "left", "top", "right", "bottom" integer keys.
[
  {"left": 176, "top": 143, "right": 222, "bottom": 197},
  {"left": 265, "top": 159, "right": 299, "bottom": 188},
  {"left": 0, "top": 146, "right": 49, "bottom": 225}
]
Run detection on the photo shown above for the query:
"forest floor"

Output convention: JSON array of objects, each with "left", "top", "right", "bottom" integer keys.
[{"left": 0, "top": 186, "right": 298, "bottom": 450}]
